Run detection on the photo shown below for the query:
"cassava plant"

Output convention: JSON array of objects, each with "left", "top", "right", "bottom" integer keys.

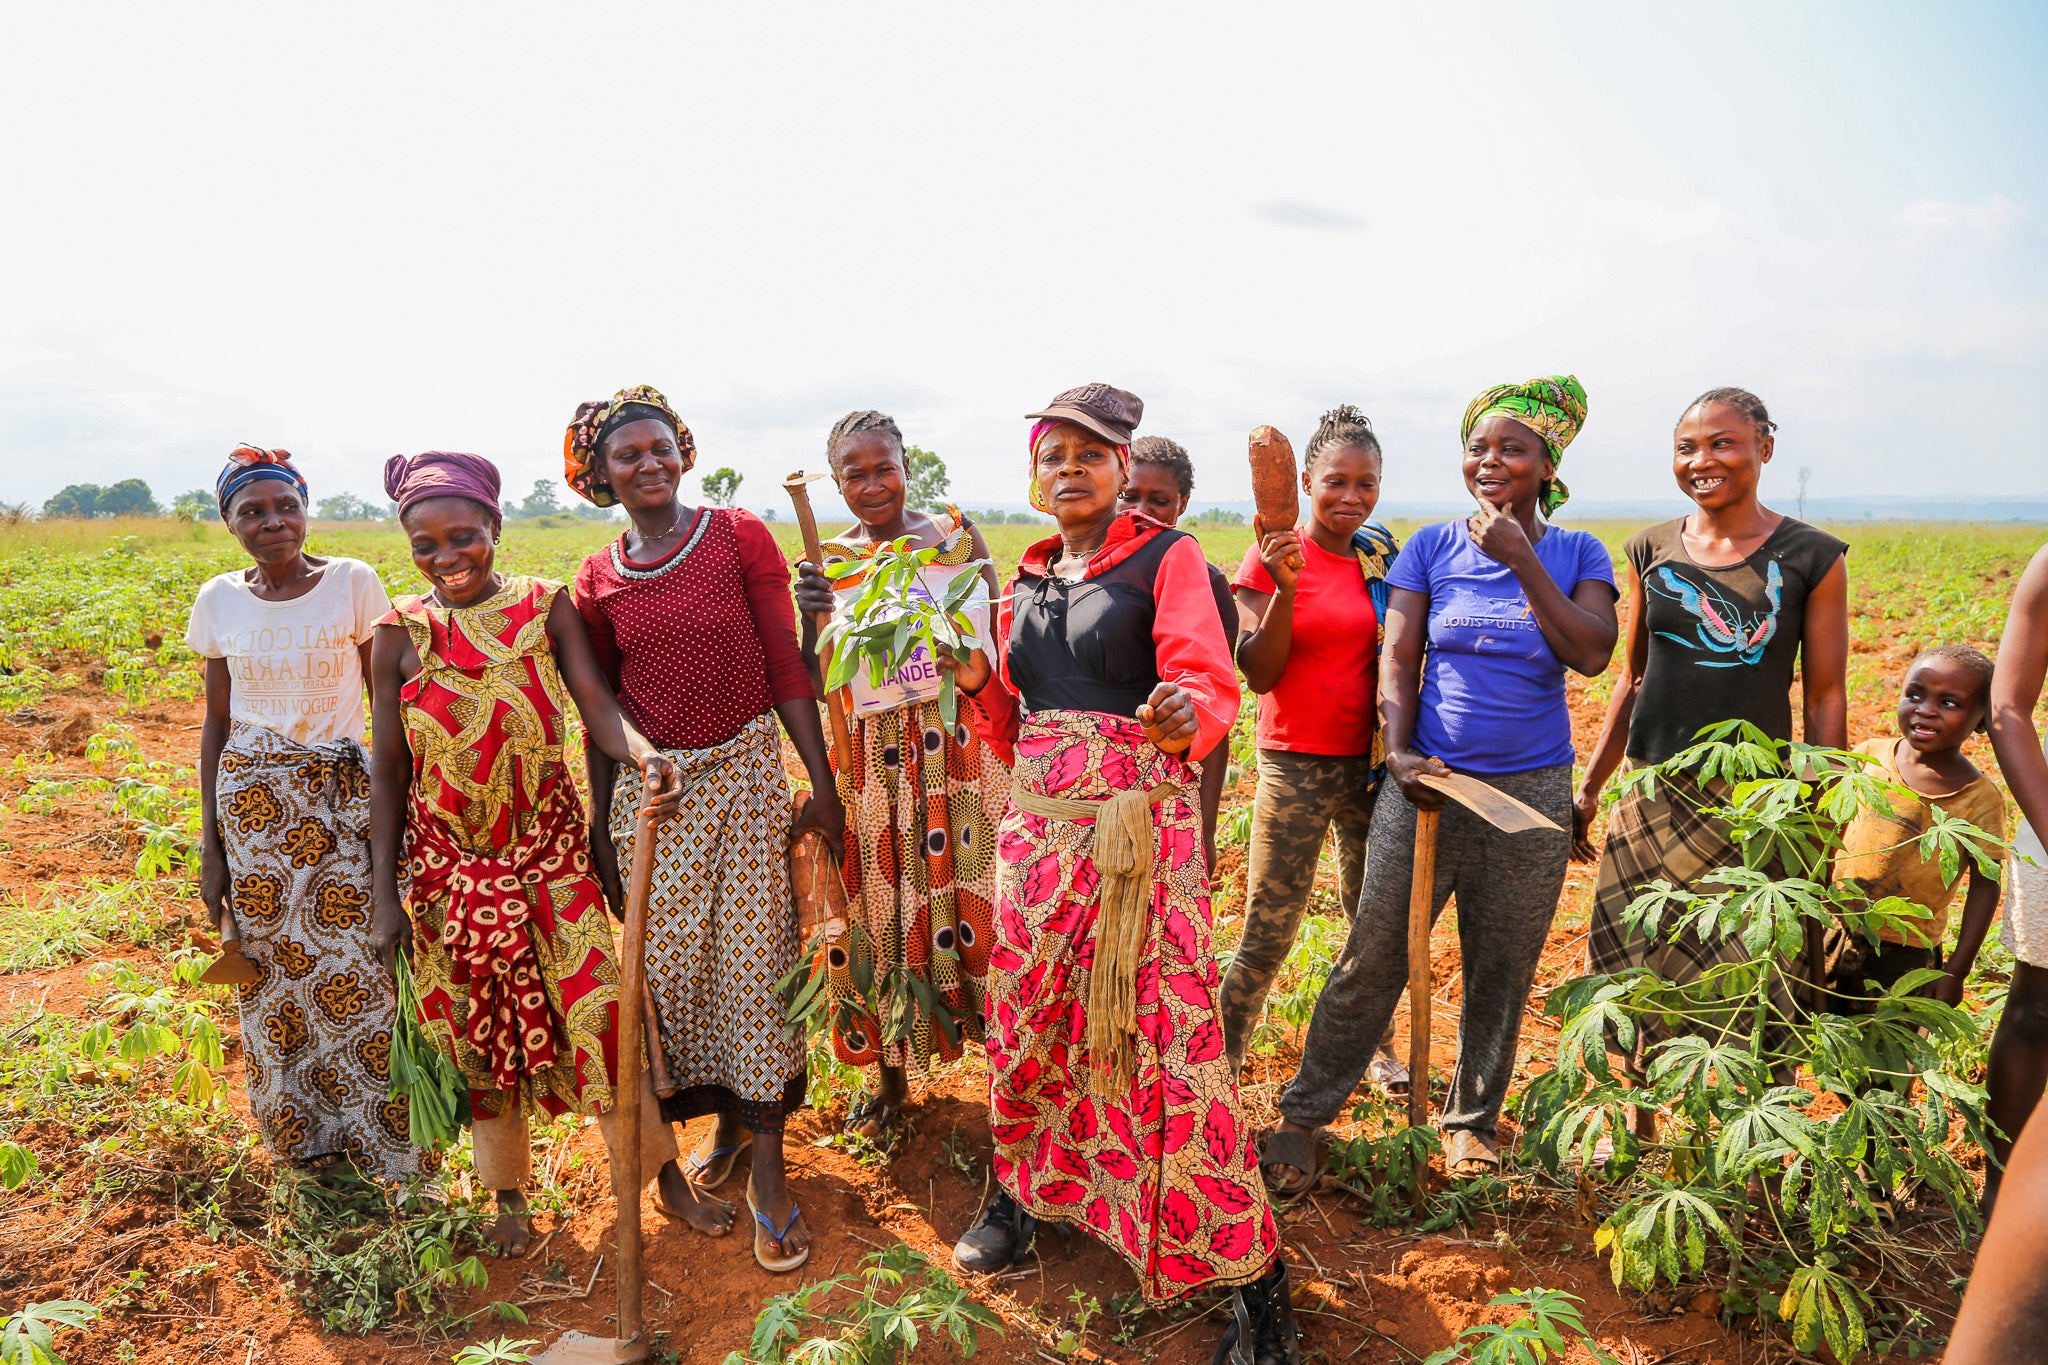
[
  {"left": 722, "top": 1243, "right": 1001, "bottom": 1365},
  {"left": 781, "top": 536, "right": 992, "bottom": 1058},
  {"left": 1518, "top": 722, "right": 2004, "bottom": 1364},
  {"left": 816, "top": 537, "right": 990, "bottom": 730},
  {"left": 82, "top": 954, "right": 228, "bottom": 1106},
  {"left": 0, "top": 1301, "right": 98, "bottom": 1365},
  {"left": 1422, "top": 1288, "right": 1618, "bottom": 1365}
]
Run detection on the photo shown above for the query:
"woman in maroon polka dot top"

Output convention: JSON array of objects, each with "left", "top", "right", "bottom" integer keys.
[{"left": 566, "top": 385, "right": 844, "bottom": 1272}]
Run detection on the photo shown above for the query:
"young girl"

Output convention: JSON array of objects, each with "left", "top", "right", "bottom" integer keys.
[
  {"left": 368, "top": 450, "right": 686, "bottom": 1257},
  {"left": 791, "top": 410, "right": 1010, "bottom": 1140},
  {"left": 1121, "top": 436, "right": 1242, "bottom": 870},
  {"left": 1829, "top": 647, "right": 2004, "bottom": 1014},
  {"left": 1215, "top": 407, "right": 1401, "bottom": 1079}
]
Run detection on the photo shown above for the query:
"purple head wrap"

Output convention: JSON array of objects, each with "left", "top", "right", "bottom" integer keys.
[{"left": 383, "top": 451, "right": 503, "bottom": 532}]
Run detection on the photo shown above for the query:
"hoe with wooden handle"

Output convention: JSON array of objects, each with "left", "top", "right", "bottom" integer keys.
[
  {"left": 1403, "top": 771, "right": 1562, "bottom": 1202},
  {"left": 533, "top": 795, "right": 662, "bottom": 1364},
  {"left": 783, "top": 470, "right": 854, "bottom": 768}
]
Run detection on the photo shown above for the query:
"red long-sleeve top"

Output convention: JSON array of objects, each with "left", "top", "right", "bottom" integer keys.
[
  {"left": 980, "top": 512, "right": 1239, "bottom": 760},
  {"left": 573, "top": 507, "right": 813, "bottom": 751}
]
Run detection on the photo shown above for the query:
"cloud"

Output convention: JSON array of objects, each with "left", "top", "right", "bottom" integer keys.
[
  {"left": 1246, "top": 198, "right": 1369, "bottom": 234},
  {"left": 0, "top": 335, "right": 293, "bottom": 507},
  {"left": 1893, "top": 194, "right": 2027, "bottom": 247},
  {"left": 1597, "top": 197, "right": 1740, "bottom": 245}
]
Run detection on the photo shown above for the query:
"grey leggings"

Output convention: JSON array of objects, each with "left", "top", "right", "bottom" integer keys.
[{"left": 1277, "top": 764, "right": 1573, "bottom": 1142}]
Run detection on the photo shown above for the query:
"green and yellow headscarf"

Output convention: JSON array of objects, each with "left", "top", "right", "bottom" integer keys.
[{"left": 1460, "top": 374, "right": 1588, "bottom": 515}]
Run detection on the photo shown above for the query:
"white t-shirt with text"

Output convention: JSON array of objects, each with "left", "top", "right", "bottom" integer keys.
[{"left": 183, "top": 557, "right": 390, "bottom": 746}]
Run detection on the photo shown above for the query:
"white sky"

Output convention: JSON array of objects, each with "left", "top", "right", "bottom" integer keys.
[{"left": 2, "top": 1, "right": 2043, "bottom": 517}]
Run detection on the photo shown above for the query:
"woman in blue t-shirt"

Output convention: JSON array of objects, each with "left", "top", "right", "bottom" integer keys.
[{"left": 1261, "top": 375, "right": 1618, "bottom": 1191}]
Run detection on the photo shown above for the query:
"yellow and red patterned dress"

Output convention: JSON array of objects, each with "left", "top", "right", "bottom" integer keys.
[{"left": 387, "top": 576, "right": 622, "bottom": 1121}]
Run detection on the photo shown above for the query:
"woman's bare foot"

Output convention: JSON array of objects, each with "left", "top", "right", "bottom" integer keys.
[
  {"left": 656, "top": 1159, "right": 736, "bottom": 1236},
  {"left": 485, "top": 1188, "right": 532, "bottom": 1257},
  {"left": 845, "top": 1065, "right": 910, "bottom": 1140}
]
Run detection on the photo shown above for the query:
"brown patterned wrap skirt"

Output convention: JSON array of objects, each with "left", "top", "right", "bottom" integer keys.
[
  {"left": 216, "top": 722, "right": 420, "bottom": 1180},
  {"left": 609, "top": 712, "right": 806, "bottom": 1132}
]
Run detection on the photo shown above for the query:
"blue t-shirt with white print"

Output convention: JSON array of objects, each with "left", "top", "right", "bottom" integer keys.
[{"left": 1385, "top": 518, "right": 1616, "bottom": 774}]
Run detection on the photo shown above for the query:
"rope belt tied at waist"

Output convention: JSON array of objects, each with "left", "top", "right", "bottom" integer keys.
[{"left": 1010, "top": 778, "right": 1181, "bottom": 1094}]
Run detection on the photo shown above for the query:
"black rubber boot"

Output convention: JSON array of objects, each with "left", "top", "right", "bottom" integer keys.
[
  {"left": 1214, "top": 1261, "right": 1300, "bottom": 1365},
  {"left": 952, "top": 1189, "right": 1037, "bottom": 1274}
]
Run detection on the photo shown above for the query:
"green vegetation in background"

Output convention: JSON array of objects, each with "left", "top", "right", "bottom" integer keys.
[{"left": 0, "top": 516, "right": 2035, "bottom": 727}]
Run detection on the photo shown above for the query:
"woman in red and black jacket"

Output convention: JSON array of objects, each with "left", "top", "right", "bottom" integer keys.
[{"left": 953, "top": 383, "right": 1296, "bottom": 1365}]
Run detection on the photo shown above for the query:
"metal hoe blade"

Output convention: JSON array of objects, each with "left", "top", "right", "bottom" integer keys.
[
  {"left": 1415, "top": 772, "right": 1562, "bottom": 833},
  {"left": 530, "top": 1331, "right": 646, "bottom": 1364}
]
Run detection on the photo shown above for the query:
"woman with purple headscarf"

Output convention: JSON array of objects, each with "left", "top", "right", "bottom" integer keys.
[
  {"left": 367, "top": 451, "right": 697, "bottom": 1256},
  {"left": 187, "top": 446, "right": 419, "bottom": 1180}
]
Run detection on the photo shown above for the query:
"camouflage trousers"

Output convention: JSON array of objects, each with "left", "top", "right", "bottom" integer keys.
[{"left": 1219, "top": 750, "right": 1379, "bottom": 1071}]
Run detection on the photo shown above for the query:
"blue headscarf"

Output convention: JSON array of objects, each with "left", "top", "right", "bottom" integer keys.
[{"left": 216, "top": 445, "right": 309, "bottom": 516}]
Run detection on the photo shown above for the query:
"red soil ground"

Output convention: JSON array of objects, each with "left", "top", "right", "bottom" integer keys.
[{"left": 0, "top": 659, "right": 1970, "bottom": 1365}]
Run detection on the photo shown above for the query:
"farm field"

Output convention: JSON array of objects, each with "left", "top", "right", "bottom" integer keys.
[{"left": 0, "top": 513, "right": 2039, "bottom": 1365}]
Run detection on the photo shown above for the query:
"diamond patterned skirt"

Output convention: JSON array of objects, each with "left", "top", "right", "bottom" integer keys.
[{"left": 609, "top": 713, "right": 806, "bottom": 1132}]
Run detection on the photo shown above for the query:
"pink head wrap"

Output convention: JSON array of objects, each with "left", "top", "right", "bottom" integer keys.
[
  {"left": 383, "top": 451, "right": 503, "bottom": 533},
  {"left": 1026, "top": 419, "right": 1129, "bottom": 512}
]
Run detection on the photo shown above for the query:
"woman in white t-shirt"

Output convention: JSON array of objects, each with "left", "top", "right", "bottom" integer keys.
[{"left": 186, "top": 446, "right": 418, "bottom": 1181}]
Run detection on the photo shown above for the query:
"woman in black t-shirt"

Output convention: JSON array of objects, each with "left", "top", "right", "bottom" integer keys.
[{"left": 1577, "top": 388, "right": 1848, "bottom": 1043}]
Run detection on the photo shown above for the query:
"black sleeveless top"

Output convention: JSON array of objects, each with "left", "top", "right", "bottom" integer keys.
[{"left": 1008, "top": 528, "right": 1181, "bottom": 718}]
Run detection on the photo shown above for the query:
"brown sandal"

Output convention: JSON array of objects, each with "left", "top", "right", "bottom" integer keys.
[
  {"left": 1445, "top": 1128, "right": 1501, "bottom": 1179},
  {"left": 1258, "top": 1126, "right": 1322, "bottom": 1202}
]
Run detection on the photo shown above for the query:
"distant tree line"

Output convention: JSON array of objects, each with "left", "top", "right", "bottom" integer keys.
[
  {"left": 43, "top": 481, "right": 165, "bottom": 519},
  {"left": 33, "top": 447, "right": 1047, "bottom": 526},
  {"left": 39, "top": 478, "right": 622, "bottom": 524}
]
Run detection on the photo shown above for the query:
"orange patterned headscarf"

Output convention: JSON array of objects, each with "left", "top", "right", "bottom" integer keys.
[
  {"left": 216, "top": 445, "right": 307, "bottom": 515},
  {"left": 562, "top": 385, "right": 697, "bottom": 508}
]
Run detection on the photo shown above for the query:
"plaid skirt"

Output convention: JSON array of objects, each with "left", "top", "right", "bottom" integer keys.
[{"left": 1585, "top": 771, "right": 1803, "bottom": 1048}]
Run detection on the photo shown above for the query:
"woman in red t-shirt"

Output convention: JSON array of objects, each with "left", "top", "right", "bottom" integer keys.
[{"left": 1217, "top": 406, "right": 1402, "bottom": 1079}]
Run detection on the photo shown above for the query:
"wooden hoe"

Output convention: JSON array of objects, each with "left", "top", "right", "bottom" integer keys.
[
  {"left": 532, "top": 796, "right": 662, "bottom": 1364},
  {"left": 782, "top": 470, "right": 854, "bottom": 765},
  {"left": 1402, "top": 772, "right": 1562, "bottom": 1201}
]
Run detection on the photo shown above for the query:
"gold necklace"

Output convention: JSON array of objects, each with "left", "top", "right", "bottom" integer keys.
[{"left": 637, "top": 504, "right": 684, "bottom": 546}]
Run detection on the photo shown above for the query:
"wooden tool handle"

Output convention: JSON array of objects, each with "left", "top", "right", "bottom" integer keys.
[
  {"left": 1406, "top": 807, "right": 1441, "bottom": 1134},
  {"left": 783, "top": 472, "right": 854, "bottom": 770},
  {"left": 613, "top": 804, "right": 658, "bottom": 1352}
]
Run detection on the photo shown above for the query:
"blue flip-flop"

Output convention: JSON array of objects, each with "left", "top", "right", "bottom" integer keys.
[
  {"left": 747, "top": 1185, "right": 809, "bottom": 1273},
  {"left": 685, "top": 1130, "right": 753, "bottom": 1190}
]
